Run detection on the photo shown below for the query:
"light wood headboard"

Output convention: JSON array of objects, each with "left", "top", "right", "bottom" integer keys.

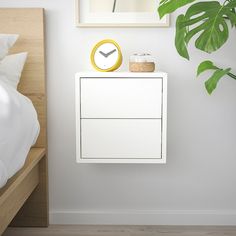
[
  {"left": 0, "top": 9, "right": 48, "bottom": 230},
  {"left": 0, "top": 8, "right": 46, "bottom": 148}
]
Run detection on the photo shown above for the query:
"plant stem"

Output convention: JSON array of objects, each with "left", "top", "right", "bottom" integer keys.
[
  {"left": 112, "top": 0, "right": 117, "bottom": 12},
  {"left": 216, "top": 66, "right": 236, "bottom": 80},
  {"left": 227, "top": 72, "right": 236, "bottom": 80}
]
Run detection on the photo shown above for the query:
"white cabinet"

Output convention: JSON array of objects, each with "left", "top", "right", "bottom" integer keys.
[{"left": 75, "top": 72, "right": 167, "bottom": 163}]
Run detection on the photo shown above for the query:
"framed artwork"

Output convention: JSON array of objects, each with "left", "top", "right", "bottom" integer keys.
[{"left": 75, "top": 0, "right": 170, "bottom": 27}]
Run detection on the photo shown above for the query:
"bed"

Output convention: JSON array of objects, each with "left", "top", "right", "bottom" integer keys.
[{"left": 0, "top": 8, "right": 48, "bottom": 235}]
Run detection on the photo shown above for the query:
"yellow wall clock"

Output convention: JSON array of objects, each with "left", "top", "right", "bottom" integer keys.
[{"left": 90, "top": 39, "right": 123, "bottom": 72}]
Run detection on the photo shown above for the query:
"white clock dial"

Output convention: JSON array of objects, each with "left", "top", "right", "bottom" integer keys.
[{"left": 94, "top": 43, "right": 119, "bottom": 70}]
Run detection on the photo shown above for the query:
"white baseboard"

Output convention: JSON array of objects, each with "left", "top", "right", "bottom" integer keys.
[{"left": 50, "top": 210, "right": 236, "bottom": 225}]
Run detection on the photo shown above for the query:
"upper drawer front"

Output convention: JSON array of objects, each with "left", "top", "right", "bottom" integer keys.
[{"left": 81, "top": 78, "right": 163, "bottom": 118}]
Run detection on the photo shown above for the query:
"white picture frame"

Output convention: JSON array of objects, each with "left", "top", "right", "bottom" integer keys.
[{"left": 75, "top": 0, "right": 170, "bottom": 27}]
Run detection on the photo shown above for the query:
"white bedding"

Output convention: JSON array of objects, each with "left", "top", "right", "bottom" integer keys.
[{"left": 0, "top": 79, "right": 40, "bottom": 188}]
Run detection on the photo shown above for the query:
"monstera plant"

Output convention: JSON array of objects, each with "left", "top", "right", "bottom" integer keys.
[{"left": 158, "top": 0, "right": 236, "bottom": 94}]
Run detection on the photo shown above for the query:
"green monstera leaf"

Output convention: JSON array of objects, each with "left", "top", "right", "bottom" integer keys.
[
  {"left": 158, "top": 1, "right": 236, "bottom": 94},
  {"left": 175, "top": 0, "right": 236, "bottom": 59},
  {"left": 158, "top": 0, "right": 196, "bottom": 18},
  {"left": 197, "top": 60, "right": 218, "bottom": 76},
  {"left": 197, "top": 60, "right": 234, "bottom": 94},
  {"left": 204, "top": 69, "right": 231, "bottom": 94},
  {"left": 175, "top": 14, "right": 189, "bottom": 59}
]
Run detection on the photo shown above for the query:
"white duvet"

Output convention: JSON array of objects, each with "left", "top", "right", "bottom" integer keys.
[{"left": 0, "top": 79, "right": 40, "bottom": 188}]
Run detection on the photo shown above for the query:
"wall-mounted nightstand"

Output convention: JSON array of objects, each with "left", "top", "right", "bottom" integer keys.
[{"left": 75, "top": 72, "right": 167, "bottom": 163}]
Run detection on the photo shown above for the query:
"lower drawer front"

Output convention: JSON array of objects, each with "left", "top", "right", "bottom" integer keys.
[{"left": 81, "top": 119, "right": 162, "bottom": 159}]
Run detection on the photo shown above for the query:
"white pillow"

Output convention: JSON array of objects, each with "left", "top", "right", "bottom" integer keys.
[
  {"left": 0, "top": 52, "right": 28, "bottom": 89},
  {"left": 0, "top": 34, "right": 19, "bottom": 60}
]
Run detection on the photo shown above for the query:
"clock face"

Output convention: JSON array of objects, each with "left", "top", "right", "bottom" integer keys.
[{"left": 94, "top": 43, "right": 119, "bottom": 70}]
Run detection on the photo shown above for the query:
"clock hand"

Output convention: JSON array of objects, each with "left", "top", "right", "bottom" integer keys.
[
  {"left": 99, "top": 51, "right": 107, "bottom": 57},
  {"left": 106, "top": 49, "right": 117, "bottom": 57}
]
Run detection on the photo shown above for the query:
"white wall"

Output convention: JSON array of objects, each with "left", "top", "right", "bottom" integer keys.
[{"left": 0, "top": 0, "right": 236, "bottom": 225}]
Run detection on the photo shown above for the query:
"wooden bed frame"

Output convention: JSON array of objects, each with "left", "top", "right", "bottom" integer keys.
[{"left": 0, "top": 8, "right": 48, "bottom": 235}]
